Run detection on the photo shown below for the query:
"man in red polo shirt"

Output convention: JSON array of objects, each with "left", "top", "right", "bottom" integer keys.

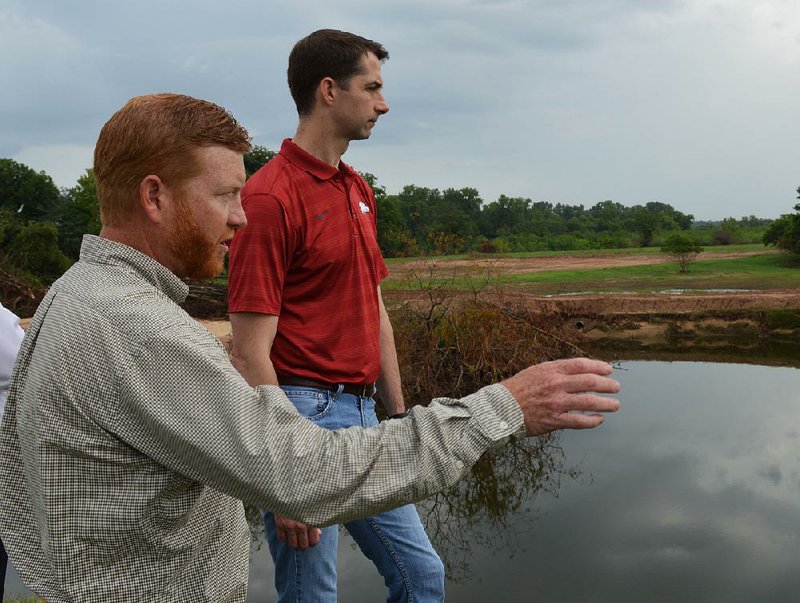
[{"left": 227, "top": 29, "right": 445, "bottom": 601}]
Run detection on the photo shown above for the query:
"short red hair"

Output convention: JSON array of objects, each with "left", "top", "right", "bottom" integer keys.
[{"left": 93, "top": 93, "right": 251, "bottom": 227}]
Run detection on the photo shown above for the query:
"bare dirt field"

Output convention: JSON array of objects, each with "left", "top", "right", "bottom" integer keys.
[{"left": 388, "top": 249, "right": 772, "bottom": 277}]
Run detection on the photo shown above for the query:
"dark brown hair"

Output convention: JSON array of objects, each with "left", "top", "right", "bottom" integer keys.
[
  {"left": 288, "top": 29, "right": 389, "bottom": 116},
  {"left": 93, "top": 93, "right": 251, "bottom": 227}
]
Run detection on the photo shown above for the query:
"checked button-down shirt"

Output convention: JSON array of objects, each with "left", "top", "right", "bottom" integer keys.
[{"left": 0, "top": 235, "right": 525, "bottom": 602}]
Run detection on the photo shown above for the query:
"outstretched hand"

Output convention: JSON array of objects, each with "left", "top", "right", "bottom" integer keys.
[{"left": 502, "top": 358, "right": 621, "bottom": 436}]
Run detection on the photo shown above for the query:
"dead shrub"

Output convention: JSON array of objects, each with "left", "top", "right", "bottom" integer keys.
[
  {"left": 383, "top": 265, "right": 589, "bottom": 578},
  {"left": 386, "top": 266, "right": 585, "bottom": 407}
]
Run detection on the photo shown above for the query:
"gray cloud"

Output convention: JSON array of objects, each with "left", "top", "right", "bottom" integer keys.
[{"left": 2, "top": 0, "right": 798, "bottom": 218}]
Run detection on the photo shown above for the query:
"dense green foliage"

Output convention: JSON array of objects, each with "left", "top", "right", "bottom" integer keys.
[
  {"left": 244, "top": 145, "right": 277, "bottom": 178},
  {"left": 374, "top": 186, "right": 770, "bottom": 257},
  {"left": 0, "top": 158, "right": 62, "bottom": 222},
  {"left": 375, "top": 187, "right": 696, "bottom": 256},
  {"left": 763, "top": 187, "right": 800, "bottom": 255},
  {"left": 59, "top": 169, "right": 102, "bottom": 260},
  {"left": 0, "top": 159, "right": 72, "bottom": 290}
]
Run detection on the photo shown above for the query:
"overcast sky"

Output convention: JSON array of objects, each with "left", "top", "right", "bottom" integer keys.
[{"left": 1, "top": 0, "right": 798, "bottom": 220}]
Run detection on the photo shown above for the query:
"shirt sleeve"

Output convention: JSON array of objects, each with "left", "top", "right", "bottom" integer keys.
[
  {"left": 0, "top": 304, "right": 24, "bottom": 409},
  {"left": 113, "top": 318, "right": 525, "bottom": 527},
  {"left": 227, "top": 193, "right": 293, "bottom": 315},
  {"left": 0, "top": 292, "right": 71, "bottom": 600}
]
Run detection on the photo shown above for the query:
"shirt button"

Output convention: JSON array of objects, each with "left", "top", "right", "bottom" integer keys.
[
  {"left": 498, "top": 421, "right": 509, "bottom": 430},
  {"left": 455, "top": 460, "right": 464, "bottom": 470}
]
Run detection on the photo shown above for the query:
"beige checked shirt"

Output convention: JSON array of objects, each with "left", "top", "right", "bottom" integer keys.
[{"left": 0, "top": 235, "right": 524, "bottom": 602}]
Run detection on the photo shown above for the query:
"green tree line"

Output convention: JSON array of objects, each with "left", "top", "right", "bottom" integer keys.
[
  {"left": 369, "top": 180, "right": 773, "bottom": 258},
  {"left": 0, "top": 148, "right": 791, "bottom": 294}
]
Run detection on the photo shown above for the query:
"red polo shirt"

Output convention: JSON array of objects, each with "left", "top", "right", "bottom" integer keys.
[{"left": 228, "top": 139, "right": 388, "bottom": 384}]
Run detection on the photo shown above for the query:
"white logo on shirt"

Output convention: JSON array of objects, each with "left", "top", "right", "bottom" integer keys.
[{"left": 359, "top": 201, "right": 370, "bottom": 214}]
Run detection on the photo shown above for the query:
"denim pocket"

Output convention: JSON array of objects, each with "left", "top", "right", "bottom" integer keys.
[{"left": 280, "top": 386, "right": 334, "bottom": 422}]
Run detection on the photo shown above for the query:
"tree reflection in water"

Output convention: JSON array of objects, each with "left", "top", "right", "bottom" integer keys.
[
  {"left": 418, "top": 434, "right": 580, "bottom": 580},
  {"left": 386, "top": 277, "right": 589, "bottom": 580},
  {"left": 246, "top": 432, "right": 581, "bottom": 580}
]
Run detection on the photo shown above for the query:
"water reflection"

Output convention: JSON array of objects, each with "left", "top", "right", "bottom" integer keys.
[
  {"left": 443, "top": 361, "right": 800, "bottom": 602},
  {"left": 417, "top": 435, "right": 580, "bottom": 579},
  {"left": 267, "top": 361, "right": 800, "bottom": 602},
  {"left": 241, "top": 434, "right": 581, "bottom": 592}
]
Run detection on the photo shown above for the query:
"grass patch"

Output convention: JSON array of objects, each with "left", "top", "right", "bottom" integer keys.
[{"left": 513, "top": 253, "right": 800, "bottom": 293}]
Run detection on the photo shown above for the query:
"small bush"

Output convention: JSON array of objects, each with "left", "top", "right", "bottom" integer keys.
[{"left": 661, "top": 234, "right": 703, "bottom": 273}]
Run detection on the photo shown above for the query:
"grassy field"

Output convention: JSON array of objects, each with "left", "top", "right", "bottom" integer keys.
[
  {"left": 383, "top": 247, "right": 800, "bottom": 294},
  {"left": 213, "top": 244, "right": 800, "bottom": 295},
  {"left": 509, "top": 254, "right": 800, "bottom": 294}
]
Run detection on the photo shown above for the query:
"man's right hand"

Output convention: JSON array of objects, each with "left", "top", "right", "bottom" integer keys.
[
  {"left": 501, "top": 358, "right": 621, "bottom": 436},
  {"left": 274, "top": 514, "right": 321, "bottom": 550}
]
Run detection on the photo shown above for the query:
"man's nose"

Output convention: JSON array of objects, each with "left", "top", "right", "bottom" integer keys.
[
  {"left": 229, "top": 194, "right": 247, "bottom": 229},
  {"left": 376, "top": 93, "right": 389, "bottom": 115}
]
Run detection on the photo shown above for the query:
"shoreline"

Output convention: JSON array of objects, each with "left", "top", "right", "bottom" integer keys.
[{"left": 18, "top": 288, "right": 800, "bottom": 368}]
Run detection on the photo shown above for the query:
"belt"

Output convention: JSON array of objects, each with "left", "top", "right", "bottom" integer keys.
[{"left": 277, "top": 375, "right": 377, "bottom": 398}]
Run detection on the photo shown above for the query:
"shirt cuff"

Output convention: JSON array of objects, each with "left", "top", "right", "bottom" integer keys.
[
  {"left": 432, "top": 382, "right": 526, "bottom": 472},
  {"left": 465, "top": 382, "right": 526, "bottom": 444}
]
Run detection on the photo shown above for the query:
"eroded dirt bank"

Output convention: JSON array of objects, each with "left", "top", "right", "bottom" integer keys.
[
  {"left": 191, "top": 288, "right": 800, "bottom": 368},
  {"left": 486, "top": 290, "right": 800, "bottom": 367},
  {"left": 16, "top": 290, "right": 800, "bottom": 368},
  {"left": 382, "top": 249, "right": 800, "bottom": 365}
]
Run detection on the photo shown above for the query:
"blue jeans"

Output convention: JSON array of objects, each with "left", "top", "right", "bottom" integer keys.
[{"left": 264, "top": 385, "right": 445, "bottom": 602}]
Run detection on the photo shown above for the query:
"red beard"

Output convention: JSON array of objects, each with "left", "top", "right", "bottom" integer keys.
[{"left": 168, "top": 198, "right": 225, "bottom": 279}]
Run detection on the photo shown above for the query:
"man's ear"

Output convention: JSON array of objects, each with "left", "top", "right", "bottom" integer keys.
[
  {"left": 318, "top": 76, "right": 337, "bottom": 108},
  {"left": 139, "top": 175, "right": 168, "bottom": 224}
]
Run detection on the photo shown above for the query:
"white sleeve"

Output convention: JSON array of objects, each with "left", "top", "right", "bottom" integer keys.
[{"left": 0, "top": 304, "right": 25, "bottom": 415}]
